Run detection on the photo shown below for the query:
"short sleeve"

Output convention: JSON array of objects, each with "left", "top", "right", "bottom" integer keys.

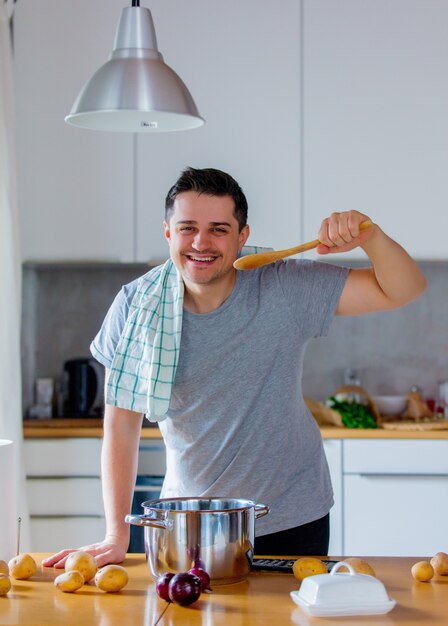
[
  {"left": 273, "top": 259, "right": 349, "bottom": 338},
  {"left": 90, "top": 280, "right": 139, "bottom": 368}
]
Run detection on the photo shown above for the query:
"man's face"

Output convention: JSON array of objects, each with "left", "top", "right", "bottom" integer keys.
[{"left": 164, "top": 191, "right": 250, "bottom": 286}]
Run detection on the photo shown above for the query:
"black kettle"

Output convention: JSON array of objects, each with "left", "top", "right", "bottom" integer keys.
[{"left": 63, "top": 358, "right": 104, "bottom": 416}]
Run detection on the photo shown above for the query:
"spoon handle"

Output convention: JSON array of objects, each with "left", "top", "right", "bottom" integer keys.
[{"left": 233, "top": 220, "right": 374, "bottom": 270}]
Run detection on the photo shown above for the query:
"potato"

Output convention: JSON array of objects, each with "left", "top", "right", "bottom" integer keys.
[
  {"left": 430, "top": 551, "right": 448, "bottom": 576},
  {"left": 411, "top": 561, "right": 434, "bottom": 582},
  {"left": 54, "top": 570, "right": 85, "bottom": 593},
  {"left": 0, "top": 560, "right": 9, "bottom": 576},
  {"left": 64, "top": 551, "right": 97, "bottom": 583},
  {"left": 292, "top": 557, "right": 328, "bottom": 581},
  {"left": 0, "top": 574, "right": 11, "bottom": 596},
  {"left": 8, "top": 554, "right": 38, "bottom": 580},
  {"left": 338, "top": 558, "right": 376, "bottom": 577},
  {"left": 94, "top": 565, "right": 129, "bottom": 592}
]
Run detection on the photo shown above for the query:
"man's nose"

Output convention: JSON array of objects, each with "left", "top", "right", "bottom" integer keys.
[{"left": 192, "top": 230, "right": 211, "bottom": 250}]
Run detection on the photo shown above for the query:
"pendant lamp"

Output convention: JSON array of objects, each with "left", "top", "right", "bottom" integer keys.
[{"left": 65, "top": 0, "right": 204, "bottom": 132}]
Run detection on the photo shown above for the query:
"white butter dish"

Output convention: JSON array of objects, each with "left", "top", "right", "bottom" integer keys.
[{"left": 290, "top": 561, "right": 396, "bottom": 617}]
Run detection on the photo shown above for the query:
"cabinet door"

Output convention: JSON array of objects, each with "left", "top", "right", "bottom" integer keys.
[
  {"left": 24, "top": 439, "right": 102, "bottom": 477},
  {"left": 323, "top": 440, "right": 342, "bottom": 555},
  {"left": 14, "top": 1, "right": 135, "bottom": 262},
  {"left": 303, "top": 0, "right": 448, "bottom": 259},
  {"left": 343, "top": 439, "right": 448, "bottom": 474},
  {"left": 27, "top": 478, "right": 103, "bottom": 516},
  {"left": 136, "top": 0, "right": 302, "bottom": 262},
  {"left": 344, "top": 474, "right": 448, "bottom": 556},
  {"left": 29, "top": 517, "right": 106, "bottom": 552}
]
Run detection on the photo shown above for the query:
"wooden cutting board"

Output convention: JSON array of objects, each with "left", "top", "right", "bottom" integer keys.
[{"left": 381, "top": 419, "right": 448, "bottom": 431}]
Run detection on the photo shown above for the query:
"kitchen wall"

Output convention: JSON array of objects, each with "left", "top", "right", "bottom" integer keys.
[{"left": 21, "top": 259, "right": 447, "bottom": 415}]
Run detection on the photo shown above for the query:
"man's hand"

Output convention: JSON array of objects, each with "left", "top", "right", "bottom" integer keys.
[
  {"left": 41, "top": 537, "right": 127, "bottom": 569},
  {"left": 316, "top": 210, "right": 375, "bottom": 255}
]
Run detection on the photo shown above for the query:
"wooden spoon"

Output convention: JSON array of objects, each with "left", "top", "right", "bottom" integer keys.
[{"left": 233, "top": 219, "right": 374, "bottom": 270}]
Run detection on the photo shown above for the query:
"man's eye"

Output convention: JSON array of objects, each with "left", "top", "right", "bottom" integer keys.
[
  {"left": 212, "top": 228, "right": 228, "bottom": 233},
  {"left": 179, "top": 226, "right": 194, "bottom": 232}
]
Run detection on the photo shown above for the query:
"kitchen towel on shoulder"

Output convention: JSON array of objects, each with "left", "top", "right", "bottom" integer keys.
[{"left": 106, "top": 259, "right": 184, "bottom": 422}]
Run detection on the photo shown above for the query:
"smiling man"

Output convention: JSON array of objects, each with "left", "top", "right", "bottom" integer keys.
[{"left": 43, "top": 167, "right": 426, "bottom": 570}]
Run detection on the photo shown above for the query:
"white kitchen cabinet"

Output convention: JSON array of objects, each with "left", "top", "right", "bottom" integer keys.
[
  {"left": 26, "top": 478, "right": 103, "bottom": 516},
  {"left": 24, "top": 439, "right": 102, "bottom": 477},
  {"left": 342, "top": 439, "right": 448, "bottom": 556},
  {"left": 323, "top": 439, "right": 343, "bottom": 555},
  {"left": 344, "top": 474, "right": 448, "bottom": 557},
  {"left": 24, "top": 438, "right": 105, "bottom": 551},
  {"left": 303, "top": 0, "right": 448, "bottom": 259},
  {"left": 29, "top": 518, "right": 106, "bottom": 553},
  {"left": 343, "top": 439, "right": 448, "bottom": 475},
  {"left": 14, "top": 1, "right": 135, "bottom": 262}
]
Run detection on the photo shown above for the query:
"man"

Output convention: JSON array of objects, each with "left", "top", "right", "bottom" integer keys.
[{"left": 43, "top": 167, "right": 426, "bottom": 569}]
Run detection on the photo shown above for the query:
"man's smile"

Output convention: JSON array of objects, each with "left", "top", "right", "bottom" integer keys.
[{"left": 183, "top": 252, "right": 220, "bottom": 265}]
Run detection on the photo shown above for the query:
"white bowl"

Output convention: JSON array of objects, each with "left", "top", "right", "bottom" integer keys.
[{"left": 372, "top": 395, "right": 407, "bottom": 416}]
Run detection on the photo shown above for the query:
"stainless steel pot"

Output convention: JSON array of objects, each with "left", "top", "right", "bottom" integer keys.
[{"left": 125, "top": 497, "right": 269, "bottom": 585}]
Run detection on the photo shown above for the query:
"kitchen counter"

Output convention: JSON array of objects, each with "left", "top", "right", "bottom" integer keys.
[
  {"left": 1, "top": 554, "right": 447, "bottom": 625},
  {"left": 23, "top": 418, "right": 162, "bottom": 439},
  {"left": 23, "top": 418, "right": 448, "bottom": 439}
]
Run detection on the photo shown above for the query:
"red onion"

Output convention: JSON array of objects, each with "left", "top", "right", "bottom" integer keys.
[
  {"left": 155, "top": 572, "right": 175, "bottom": 602},
  {"left": 188, "top": 567, "right": 212, "bottom": 591},
  {"left": 168, "top": 572, "right": 202, "bottom": 606}
]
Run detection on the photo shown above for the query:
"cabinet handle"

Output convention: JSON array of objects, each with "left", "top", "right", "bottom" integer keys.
[
  {"left": 356, "top": 473, "right": 448, "bottom": 478},
  {"left": 30, "top": 514, "right": 104, "bottom": 519}
]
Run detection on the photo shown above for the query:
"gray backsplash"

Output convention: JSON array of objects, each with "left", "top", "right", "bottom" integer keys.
[
  {"left": 303, "top": 261, "right": 448, "bottom": 401},
  {"left": 21, "top": 260, "right": 448, "bottom": 414},
  {"left": 21, "top": 262, "right": 151, "bottom": 414}
]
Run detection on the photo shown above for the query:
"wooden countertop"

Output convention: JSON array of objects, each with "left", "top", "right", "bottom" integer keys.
[
  {"left": 22, "top": 419, "right": 162, "bottom": 439},
  {"left": 23, "top": 418, "right": 448, "bottom": 439},
  {"left": 1, "top": 554, "right": 447, "bottom": 625}
]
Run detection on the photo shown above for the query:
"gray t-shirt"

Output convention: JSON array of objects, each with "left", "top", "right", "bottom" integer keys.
[{"left": 91, "top": 259, "right": 348, "bottom": 536}]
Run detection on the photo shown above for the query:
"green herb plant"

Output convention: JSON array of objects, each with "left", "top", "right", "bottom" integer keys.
[{"left": 326, "top": 395, "right": 377, "bottom": 429}]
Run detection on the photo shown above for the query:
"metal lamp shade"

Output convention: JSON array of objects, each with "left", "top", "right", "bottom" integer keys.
[{"left": 65, "top": 6, "right": 204, "bottom": 132}]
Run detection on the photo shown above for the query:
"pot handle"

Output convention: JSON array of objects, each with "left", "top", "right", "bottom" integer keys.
[
  {"left": 254, "top": 503, "right": 270, "bottom": 519},
  {"left": 125, "top": 511, "right": 174, "bottom": 531}
]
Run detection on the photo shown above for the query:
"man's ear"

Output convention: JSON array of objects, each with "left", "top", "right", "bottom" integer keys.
[
  {"left": 238, "top": 224, "right": 250, "bottom": 250},
  {"left": 163, "top": 221, "right": 171, "bottom": 244}
]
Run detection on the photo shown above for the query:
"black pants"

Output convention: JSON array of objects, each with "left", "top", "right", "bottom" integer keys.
[{"left": 254, "top": 514, "right": 330, "bottom": 556}]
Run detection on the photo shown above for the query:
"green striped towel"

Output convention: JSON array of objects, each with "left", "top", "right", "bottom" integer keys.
[{"left": 106, "top": 259, "right": 184, "bottom": 422}]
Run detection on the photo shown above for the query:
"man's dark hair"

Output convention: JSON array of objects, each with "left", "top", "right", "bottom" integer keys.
[{"left": 165, "top": 167, "right": 248, "bottom": 231}]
